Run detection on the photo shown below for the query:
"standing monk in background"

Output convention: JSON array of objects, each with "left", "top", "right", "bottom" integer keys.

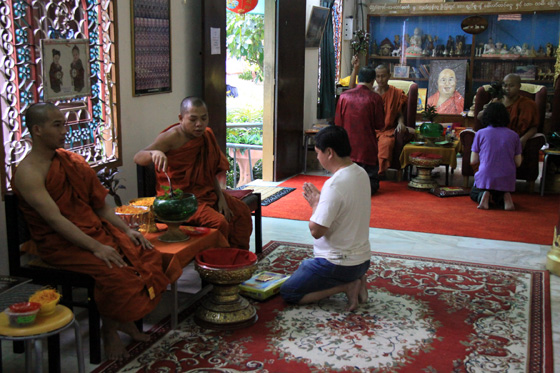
[
  {"left": 349, "top": 57, "right": 410, "bottom": 176},
  {"left": 14, "top": 103, "right": 178, "bottom": 361},
  {"left": 134, "top": 96, "right": 252, "bottom": 250},
  {"left": 336, "top": 65, "right": 385, "bottom": 194}
]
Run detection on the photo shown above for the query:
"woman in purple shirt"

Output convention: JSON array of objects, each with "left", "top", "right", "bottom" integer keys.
[{"left": 470, "top": 102, "right": 522, "bottom": 210}]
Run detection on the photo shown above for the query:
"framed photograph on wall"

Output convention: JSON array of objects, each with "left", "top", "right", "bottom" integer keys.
[
  {"left": 427, "top": 60, "right": 468, "bottom": 115},
  {"left": 41, "top": 39, "right": 91, "bottom": 101},
  {"left": 131, "top": 0, "right": 171, "bottom": 96},
  {"left": 305, "top": 6, "right": 330, "bottom": 48},
  {"left": 393, "top": 65, "right": 410, "bottom": 79}
]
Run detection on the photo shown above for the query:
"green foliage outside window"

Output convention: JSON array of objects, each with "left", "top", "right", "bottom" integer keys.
[{"left": 226, "top": 13, "right": 264, "bottom": 82}]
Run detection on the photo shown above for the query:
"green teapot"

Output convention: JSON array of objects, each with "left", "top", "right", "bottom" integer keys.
[{"left": 420, "top": 121, "right": 444, "bottom": 140}]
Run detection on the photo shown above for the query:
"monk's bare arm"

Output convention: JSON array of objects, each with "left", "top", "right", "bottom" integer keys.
[
  {"left": 213, "top": 176, "right": 233, "bottom": 221},
  {"left": 348, "top": 54, "right": 359, "bottom": 89},
  {"left": 134, "top": 130, "right": 177, "bottom": 172},
  {"left": 14, "top": 165, "right": 127, "bottom": 268},
  {"left": 519, "top": 127, "right": 537, "bottom": 149},
  {"left": 95, "top": 204, "right": 153, "bottom": 250}
]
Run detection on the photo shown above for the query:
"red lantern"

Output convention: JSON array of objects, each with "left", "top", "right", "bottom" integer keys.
[{"left": 226, "top": 0, "right": 258, "bottom": 15}]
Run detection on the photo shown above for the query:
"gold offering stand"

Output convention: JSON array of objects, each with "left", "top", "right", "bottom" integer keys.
[
  {"left": 157, "top": 219, "right": 191, "bottom": 243},
  {"left": 194, "top": 249, "right": 258, "bottom": 330},
  {"left": 408, "top": 154, "right": 442, "bottom": 190}
]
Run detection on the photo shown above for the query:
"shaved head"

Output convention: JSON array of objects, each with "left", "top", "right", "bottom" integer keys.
[
  {"left": 180, "top": 96, "right": 207, "bottom": 115},
  {"left": 375, "top": 64, "right": 390, "bottom": 75},
  {"left": 25, "top": 102, "right": 60, "bottom": 136},
  {"left": 503, "top": 74, "right": 521, "bottom": 86}
]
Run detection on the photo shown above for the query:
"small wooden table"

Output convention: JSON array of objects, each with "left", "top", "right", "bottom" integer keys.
[
  {"left": 399, "top": 140, "right": 461, "bottom": 186},
  {"left": 146, "top": 226, "right": 229, "bottom": 328}
]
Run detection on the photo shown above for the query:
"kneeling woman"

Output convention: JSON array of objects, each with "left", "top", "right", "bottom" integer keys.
[{"left": 470, "top": 102, "right": 522, "bottom": 210}]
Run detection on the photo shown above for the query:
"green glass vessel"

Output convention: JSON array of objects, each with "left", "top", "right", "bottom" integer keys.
[
  {"left": 153, "top": 193, "right": 198, "bottom": 222},
  {"left": 420, "top": 122, "right": 444, "bottom": 140}
]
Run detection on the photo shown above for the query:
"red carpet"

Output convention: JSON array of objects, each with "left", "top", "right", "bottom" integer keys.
[
  {"left": 92, "top": 241, "right": 553, "bottom": 372},
  {"left": 261, "top": 174, "right": 558, "bottom": 245}
]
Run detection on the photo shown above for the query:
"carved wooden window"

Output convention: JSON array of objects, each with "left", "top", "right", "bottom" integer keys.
[{"left": 0, "top": 0, "right": 120, "bottom": 193}]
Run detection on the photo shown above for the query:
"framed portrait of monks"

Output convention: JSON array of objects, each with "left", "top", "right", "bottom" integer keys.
[
  {"left": 427, "top": 60, "right": 467, "bottom": 115},
  {"left": 41, "top": 39, "right": 91, "bottom": 102}
]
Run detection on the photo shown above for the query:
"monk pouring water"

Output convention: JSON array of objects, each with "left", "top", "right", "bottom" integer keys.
[{"left": 134, "top": 96, "right": 252, "bottom": 250}]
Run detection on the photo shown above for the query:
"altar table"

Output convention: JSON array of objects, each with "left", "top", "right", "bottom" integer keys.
[
  {"left": 399, "top": 140, "right": 461, "bottom": 186},
  {"left": 146, "top": 226, "right": 229, "bottom": 328}
]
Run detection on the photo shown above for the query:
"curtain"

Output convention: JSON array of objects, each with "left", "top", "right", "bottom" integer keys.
[{"left": 318, "top": 0, "right": 336, "bottom": 119}]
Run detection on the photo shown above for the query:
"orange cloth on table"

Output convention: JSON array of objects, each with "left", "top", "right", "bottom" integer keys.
[
  {"left": 14, "top": 149, "right": 179, "bottom": 323},
  {"left": 155, "top": 125, "right": 252, "bottom": 250},
  {"left": 377, "top": 85, "right": 408, "bottom": 173},
  {"left": 427, "top": 90, "right": 464, "bottom": 115},
  {"left": 506, "top": 95, "right": 539, "bottom": 136}
]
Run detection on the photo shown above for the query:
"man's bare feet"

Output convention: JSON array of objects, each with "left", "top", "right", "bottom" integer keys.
[
  {"left": 477, "top": 191, "right": 489, "bottom": 210},
  {"left": 118, "top": 321, "right": 150, "bottom": 342},
  {"left": 345, "top": 279, "right": 362, "bottom": 311},
  {"left": 102, "top": 321, "right": 129, "bottom": 361},
  {"left": 503, "top": 192, "right": 515, "bottom": 211},
  {"left": 358, "top": 274, "right": 368, "bottom": 304}
]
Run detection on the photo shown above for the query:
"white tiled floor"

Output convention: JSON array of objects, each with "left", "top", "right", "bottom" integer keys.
[{"left": 2, "top": 166, "right": 558, "bottom": 372}]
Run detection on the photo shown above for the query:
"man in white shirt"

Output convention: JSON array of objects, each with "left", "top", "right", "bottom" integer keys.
[{"left": 280, "top": 126, "right": 371, "bottom": 311}]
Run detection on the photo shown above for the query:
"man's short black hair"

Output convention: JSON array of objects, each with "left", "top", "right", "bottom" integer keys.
[
  {"left": 314, "top": 125, "right": 352, "bottom": 158},
  {"left": 482, "top": 102, "right": 510, "bottom": 128},
  {"left": 358, "top": 66, "right": 376, "bottom": 84},
  {"left": 180, "top": 96, "right": 207, "bottom": 115}
]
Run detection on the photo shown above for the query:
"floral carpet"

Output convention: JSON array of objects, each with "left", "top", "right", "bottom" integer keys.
[{"left": 93, "top": 241, "right": 553, "bottom": 373}]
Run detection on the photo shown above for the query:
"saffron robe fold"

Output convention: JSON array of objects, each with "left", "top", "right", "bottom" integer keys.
[
  {"left": 377, "top": 85, "right": 408, "bottom": 173},
  {"left": 506, "top": 95, "right": 539, "bottom": 136},
  {"left": 427, "top": 90, "right": 465, "bottom": 115},
  {"left": 156, "top": 125, "right": 252, "bottom": 250},
  {"left": 15, "top": 149, "right": 177, "bottom": 323},
  {"left": 335, "top": 85, "right": 385, "bottom": 166}
]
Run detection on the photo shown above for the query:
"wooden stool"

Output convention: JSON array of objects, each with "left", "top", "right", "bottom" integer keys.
[{"left": 0, "top": 305, "right": 85, "bottom": 373}]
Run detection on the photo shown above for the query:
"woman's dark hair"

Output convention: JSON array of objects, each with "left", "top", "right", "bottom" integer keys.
[
  {"left": 314, "top": 125, "right": 352, "bottom": 158},
  {"left": 52, "top": 49, "right": 60, "bottom": 57},
  {"left": 482, "top": 102, "right": 510, "bottom": 128},
  {"left": 72, "top": 45, "right": 80, "bottom": 54}
]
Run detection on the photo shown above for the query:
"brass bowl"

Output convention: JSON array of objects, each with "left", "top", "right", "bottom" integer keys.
[
  {"left": 115, "top": 205, "right": 149, "bottom": 231},
  {"left": 410, "top": 155, "right": 442, "bottom": 168},
  {"left": 195, "top": 248, "right": 258, "bottom": 284},
  {"left": 129, "top": 197, "right": 158, "bottom": 233}
]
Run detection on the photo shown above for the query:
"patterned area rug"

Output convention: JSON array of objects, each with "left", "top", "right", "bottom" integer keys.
[
  {"left": 93, "top": 241, "right": 553, "bottom": 373},
  {"left": 237, "top": 185, "right": 296, "bottom": 206}
]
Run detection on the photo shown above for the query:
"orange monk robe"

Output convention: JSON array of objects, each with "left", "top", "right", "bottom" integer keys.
[
  {"left": 376, "top": 85, "right": 408, "bottom": 174},
  {"left": 506, "top": 95, "right": 539, "bottom": 136},
  {"left": 427, "top": 90, "right": 465, "bottom": 115},
  {"left": 15, "top": 149, "right": 179, "bottom": 323},
  {"left": 156, "top": 125, "right": 252, "bottom": 250}
]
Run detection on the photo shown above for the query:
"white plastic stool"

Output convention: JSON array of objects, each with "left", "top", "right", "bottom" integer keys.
[{"left": 0, "top": 304, "right": 85, "bottom": 373}]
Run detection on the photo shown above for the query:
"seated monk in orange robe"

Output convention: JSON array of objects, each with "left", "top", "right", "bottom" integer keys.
[
  {"left": 14, "top": 103, "right": 180, "bottom": 361},
  {"left": 134, "top": 96, "right": 252, "bottom": 250}
]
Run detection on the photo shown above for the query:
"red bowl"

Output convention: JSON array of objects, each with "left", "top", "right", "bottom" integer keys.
[{"left": 9, "top": 302, "right": 41, "bottom": 313}]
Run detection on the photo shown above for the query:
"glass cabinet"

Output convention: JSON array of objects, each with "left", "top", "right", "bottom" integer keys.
[{"left": 367, "top": 10, "right": 560, "bottom": 117}]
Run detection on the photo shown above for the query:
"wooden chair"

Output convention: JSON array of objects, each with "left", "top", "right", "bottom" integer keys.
[
  {"left": 4, "top": 192, "right": 102, "bottom": 364},
  {"left": 386, "top": 80, "right": 419, "bottom": 171},
  {"left": 137, "top": 164, "right": 263, "bottom": 254},
  {"left": 462, "top": 84, "right": 548, "bottom": 190}
]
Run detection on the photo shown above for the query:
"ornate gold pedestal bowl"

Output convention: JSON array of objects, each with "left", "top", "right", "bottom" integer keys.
[
  {"left": 408, "top": 153, "right": 442, "bottom": 190},
  {"left": 194, "top": 248, "right": 258, "bottom": 330}
]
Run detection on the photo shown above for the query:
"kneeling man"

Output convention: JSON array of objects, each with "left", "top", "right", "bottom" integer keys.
[{"left": 280, "top": 126, "right": 371, "bottom": 311}]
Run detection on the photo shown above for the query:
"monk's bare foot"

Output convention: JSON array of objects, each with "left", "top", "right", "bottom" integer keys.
[
  {"left": 118, "top": 321, "right": 150, "bottom": 342},
  {"left": 477, "top": 191, "right": 489, "bottom": 210},
  {"left": 358, "top": 275, "right": 368, "bottom": 304},
  {"left": 102, "top": 323, "right": 129, "bottom": 361},
  {"left": 503, "top": 192, "right": 515, "bottom": 211},
  {"left": 345, "top": 279, "right": 361, "bottom": 311}
]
